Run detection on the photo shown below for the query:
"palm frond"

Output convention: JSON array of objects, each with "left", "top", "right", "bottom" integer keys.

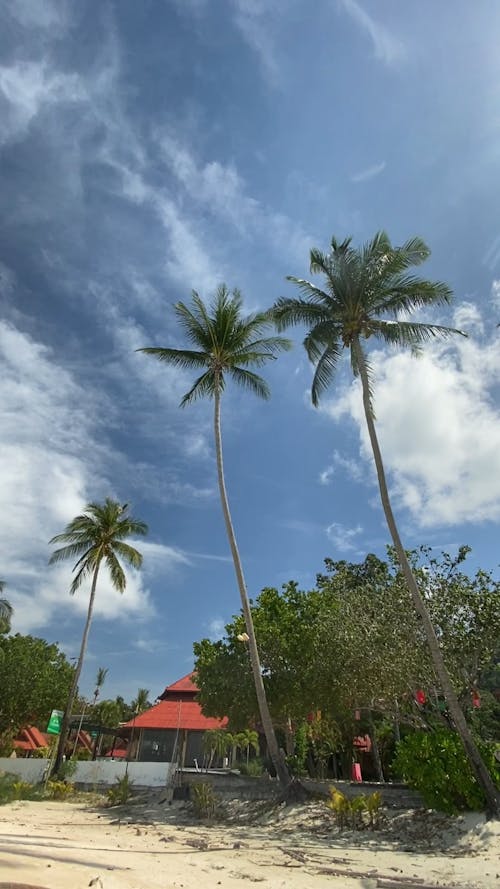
[
  {"left": 228, "top": 367, "right": 270, "bottom": 400},
  {"left": 69, "top": 559, "right": 94, "bottom": 596},
  {"left": 180, "top": 370, "right": 217, "bottom": 406},
  {"left": 370, "top": 319, "right": 467, "bottom": 349},
  {"left": 174, "top": 297, "right": 213, "bottom": 350},
  {"left": 272, "top": 296, "right": 329, "bottom": 331},
  {"left": 311, "top": 344, "right": 343, "bottom": 407},
  {"left": 137, "top": 347, "right": 208, "bottom": 369},
  {"left": 0, "top": 597, "right": 13, "bottom": 621},
  {"left": 48, "top": 542, "right": 93, "bottom": 565},
  {"left": 112, "top": 541, "right": 143, "bottom": 569},
  {"left": 105, "top": 551, "right": 127, "bottom": 593},
  {"left": 372, "top": 278, "right": 453, "bottom": 317}
]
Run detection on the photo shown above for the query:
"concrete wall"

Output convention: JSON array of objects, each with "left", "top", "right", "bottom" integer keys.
[
  {"left": 0, "top": 758, "right": 173, "bottom": 788},
  {"left": 0, "top": 758, "right": 48, "bottom": 783},
  {"left": 179, "top": 771, "right": 424, "bottom": 808}
]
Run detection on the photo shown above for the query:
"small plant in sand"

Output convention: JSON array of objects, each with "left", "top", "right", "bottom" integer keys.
[
  {"left": 46, "top": 779, "right": 74, "bottom": 800},
  {"left": 107, "top": 773, "right": 134, "bottom": 806},
  {"left": 327, "top": 787, "right": 382, "bottom": 830},
  {"left": 191, "top": 781, "right": 219, "bottom": 821}
]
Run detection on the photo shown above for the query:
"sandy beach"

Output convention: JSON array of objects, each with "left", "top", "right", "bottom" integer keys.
[{"left": 0, "top": 797, "right": 499, "bottom": 889}]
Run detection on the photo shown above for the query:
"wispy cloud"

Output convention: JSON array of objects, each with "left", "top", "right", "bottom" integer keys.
[
  {"left": 229, "top": 0, "right": 282, "bottom": 87},
  {"left": 326, "top": 521, "right": 364, "bottom": 553},
  {"left": 351, "top": 160, "right": 386, "bottom": 183},
  {"left": 338, "top": 0, "right": 406, "bottom": 65},
  {"left": 319, "top": 450, "right": 364, "bottom": 485}
]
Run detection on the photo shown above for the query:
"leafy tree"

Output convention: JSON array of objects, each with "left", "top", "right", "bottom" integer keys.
[
  {"left": 272, "top": 231, "right": 499, "bottom": 817},
  {"left": 48, "top": 498, "right": 147, "bottom": 774},
  {"left": 140, "top": 286, "right": 292, "bottom": 787},
  {"left": 0, "top": 634, "right": 73, "bottom": 739}
]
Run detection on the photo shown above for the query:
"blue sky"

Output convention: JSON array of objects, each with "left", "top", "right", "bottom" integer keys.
[{"left": 2, "top": 0, "right": 500, "bottom": 703}]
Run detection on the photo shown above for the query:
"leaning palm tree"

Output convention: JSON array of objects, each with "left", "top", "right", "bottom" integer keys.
[
  {"left": 139, "top": 285, "right": 292, "bottom": 788},
  {"left": 273, "top": 232, "right": 500, "bottom": 817},
  {"left": 49, "top": 498, "right": 147, "bottom": 775}
]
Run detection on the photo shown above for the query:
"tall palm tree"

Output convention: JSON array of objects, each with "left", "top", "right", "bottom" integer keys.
[
  {"left": 139, "top": 285, "right": 292, "bottom": 788},
  {"left": 49, "top": 498, "right": 147, "bottom": 775},
  {"left": 273, "top": 232, "right": 500, "bottom": 817},
  {"left": 0, "top": 581, "right": 13, "bottom": 634}
]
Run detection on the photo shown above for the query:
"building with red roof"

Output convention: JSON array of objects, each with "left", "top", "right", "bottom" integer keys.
[{"left": 121, "top": 672, "right": 227, "bottom": 767}]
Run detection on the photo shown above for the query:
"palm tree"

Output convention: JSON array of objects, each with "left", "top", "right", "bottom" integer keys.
[
  {"left": 49, "top": 498, "right": 147, "bottom": 775},
  {"left": 139, "top": 285, "right": 292, "bottom": 788},
  {"left": 0, "top": 581, "right": 13, "bottom": 634},
  {"left": 131, "top": 688, "right": 150, "bottom": 715},
  {"left": 93, "top": 667, "right": 109, "bottom": 706},
  {"left": 272, "top": 232, "right": 500, "bottom": 817}
]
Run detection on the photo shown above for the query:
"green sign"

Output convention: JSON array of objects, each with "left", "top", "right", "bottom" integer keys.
[{"left": 46, "top": 709, "right": 64, "bottom": 735}]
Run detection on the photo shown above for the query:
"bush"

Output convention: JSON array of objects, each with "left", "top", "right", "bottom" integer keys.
[
  {"left": 46, "top": 779, "right": 74, "bottom": 800},
  {"left": 191, "top": 781, "right": 219, "bottom": 821},
  {"left": 0, "top": 773, "right": 42, "bottom": 804},
  {"left": 238, "top": 757, "right": 264, "bottom": 776},
  {"left": 107, "top": 773, "right": 133, "bottom": 806},
  {"left": 392, "top": 728, "right": 500, "bottom": 815},
  {"left": 326, "top": 787, "right": 382, "bottom": 830}
]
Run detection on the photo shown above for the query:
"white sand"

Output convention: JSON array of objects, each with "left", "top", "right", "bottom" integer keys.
[{"left": 0, "top": 798, "right": 498, "bottom": 889}]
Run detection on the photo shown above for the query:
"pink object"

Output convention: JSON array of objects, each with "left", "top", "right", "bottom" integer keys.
[{"left": 351, "top": 762, "right": 362, "bottom": 782}]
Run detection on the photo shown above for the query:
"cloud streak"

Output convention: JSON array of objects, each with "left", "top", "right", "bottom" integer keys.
[
  {"left": 351, "top": 161, "right": 386, "bottom": 183},
  {"left": 338, "top": 0, "right": 405, "bottom": 65}
]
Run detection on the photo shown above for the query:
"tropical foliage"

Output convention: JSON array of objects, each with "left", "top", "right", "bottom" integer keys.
[{"left": 0, "top": 634, "right": 73, "bottom": 742}]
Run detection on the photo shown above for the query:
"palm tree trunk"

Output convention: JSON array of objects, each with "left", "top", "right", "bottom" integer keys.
[
  {"left": 353, "top": 338, "right": 500, "bottom": 818},
  {"left": 52, "top": 561, "right": 101, "bottom": 776},
  {"left": 213, "top": 383, "right": 290, "bottom": 789}
]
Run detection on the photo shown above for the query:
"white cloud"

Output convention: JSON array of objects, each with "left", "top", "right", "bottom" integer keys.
[
  {"left": 351, "top": 161, "right": 386, "bottom": 183},
  {"left": 453, "top": 301, "right": 484, "bottom": 335},
  {"left": 156, "top": 132, "right": 314, "bottom": 269},
  {"left": 0, "top": 60, "right": 85, "bottom": 146},
  {"left": 338, "top": 0, "right": 406, "bottom": 65},
  {"left": 491, "top": 279, "right": 500, "bottom": 309},
  {"left": 325, "top": 521, "right": 363, "bottom": 553},
  {"left": 207, "top": 617, "right": 226, "bottom": 640},
  {"left": 4, "top": 0, "right": 68, "bottom": 30},
  {"left": 0, "top": 321, "right": 187, "bottom": 634},
  {"left": 229, "top": 0, "right": 282, "bottom": 86},
  {"left": 323, "top": 325, "right": 500, "bottom": 527},
  {"left": 319, "top": 450, "right": 364, "bottom": 485}
]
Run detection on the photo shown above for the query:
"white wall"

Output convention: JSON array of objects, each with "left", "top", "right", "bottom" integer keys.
[
  {"left": 0, "top": 758, "right": 173, "bottom": 787},
  {"left": 0, "top": 758, "right": 48, "bottom": 783}
]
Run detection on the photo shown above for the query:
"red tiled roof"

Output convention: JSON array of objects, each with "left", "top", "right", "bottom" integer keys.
[
  {"left": 122, "top": 699, "right": 227, "bottom": 731},
  {"left": 159, "top": 672, "right": 199, "bottom": 698}
]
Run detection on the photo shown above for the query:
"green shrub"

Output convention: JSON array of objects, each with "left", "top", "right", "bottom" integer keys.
[
  {"left": 107, "top": 773, "right": 133, "bottom": 806},
  {"left": 0, "top": 773, "right": 42, "bottom": 804},
  {"left": 191, "top": 781, "right": 219, "bottom": 821},
  {"left": 238, "top": 757, "right": 264, "bottom": 776},
  {"left": 46, "top": 779, "right": 74, "bottom": 800},
  {"left": 392, "top": 728, "right": 500, "bottom": 814},
  {"left": 326, "top": 787, "right": 382, "bottom": 830}
]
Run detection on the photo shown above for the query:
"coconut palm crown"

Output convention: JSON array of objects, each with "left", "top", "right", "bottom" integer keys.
[
  {"left": 273, "top": 232, "right": 463, "bottom": 411},
  {"left": 140, "top": 284, "right": 291, "bottom": 405}
]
